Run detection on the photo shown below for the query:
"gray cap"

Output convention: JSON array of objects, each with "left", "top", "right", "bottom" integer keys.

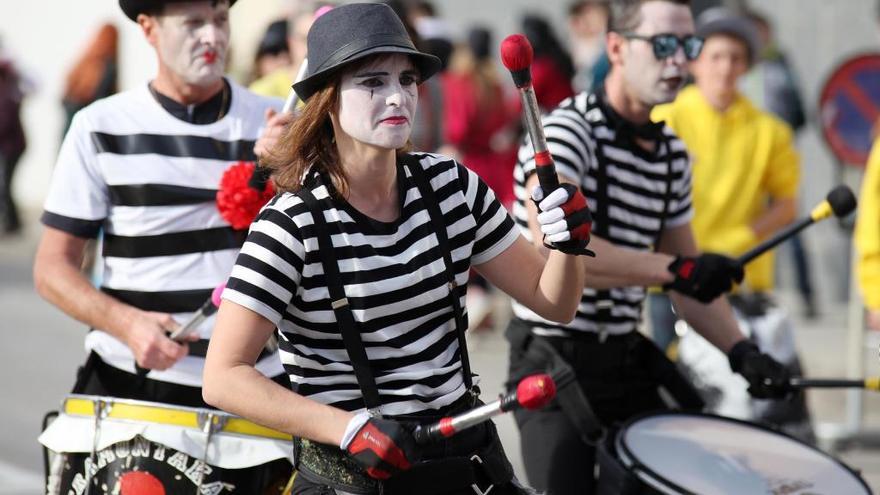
[{"left": 696, "top": 7, "right": 760, "bottom": 64}]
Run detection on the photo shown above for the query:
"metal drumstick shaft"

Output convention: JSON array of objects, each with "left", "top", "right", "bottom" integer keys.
[{"left": 788, "top": 377, "right": 880, "bottom": 391}]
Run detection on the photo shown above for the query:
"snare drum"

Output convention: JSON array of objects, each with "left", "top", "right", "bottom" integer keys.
[
  {"left": 600, "top": 412, "right": 870, "bottom": 495},
  {"left": 39, "top": 395, "right": 294, "bottom": 495}
]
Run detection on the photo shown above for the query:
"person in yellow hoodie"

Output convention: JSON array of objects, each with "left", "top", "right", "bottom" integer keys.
[
  {"left": 857, "top": 142, "right": 880, "bottom": 330},
  {"left": 650, "top": 8, "right": 800, "bottom": 351}
]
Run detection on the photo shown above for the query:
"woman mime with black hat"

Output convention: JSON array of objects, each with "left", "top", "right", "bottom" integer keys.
[{"left": 203, "top": 4, "right": 592, "bottom": 494}]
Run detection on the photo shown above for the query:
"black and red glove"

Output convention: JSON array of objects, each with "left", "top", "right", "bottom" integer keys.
[
  {"left": 533, "top": 183, "right": 595, "bottom": 256},
  {"left": 663, "top": 253, "right": 744, "bottom": 303},
  {"left": 342, "top": 415, "right": 419, "bottom": 480},
  {"left": 728, "top": 339, "right": 791, "bottom": 399}
]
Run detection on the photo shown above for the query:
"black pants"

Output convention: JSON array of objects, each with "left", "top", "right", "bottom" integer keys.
[
  {"left": 506, "top": 319, "right": 668, "bottom": 495},
  {"left": 0, "top": 151, "right": 21, "bottom": 233}
]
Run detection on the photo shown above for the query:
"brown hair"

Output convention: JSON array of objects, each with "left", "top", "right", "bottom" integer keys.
[
  {"left": 262, "top": 83, "right": 341, "bottom": 195},
  {"left": 262, "top": 55, "right": 415, "bottom": 197},
  {"left": 607, "top": 0, "right": 691, "bottom": 33}
]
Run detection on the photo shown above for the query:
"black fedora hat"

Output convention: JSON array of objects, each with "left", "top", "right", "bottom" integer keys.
[
  {"left": 292, "top": 3, "right": 442, "bottom": 101},
  {"left": 119, "top": 0, "right": 238, "bottom": 22}
]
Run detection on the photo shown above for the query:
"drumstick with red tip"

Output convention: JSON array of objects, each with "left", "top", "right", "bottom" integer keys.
[
  {"left": 413, "top": 373, "right": 556, "bottom": 444},
  {"left": 500, "top": 34, "right": 559, "bottom": 193}
]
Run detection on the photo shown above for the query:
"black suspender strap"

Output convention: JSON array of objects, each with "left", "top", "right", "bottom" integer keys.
[
  {"left": 404, "top": 155, "right": 474, "bottom": 391},
  {"left": 298, "top": 186, "right": 383, "bottom": 411},
  {"left": 589, "top": 107, "right": 616, "bottom": 330},
  {"left": 587, "top": 94, "right": 675, "bottom": 331}
]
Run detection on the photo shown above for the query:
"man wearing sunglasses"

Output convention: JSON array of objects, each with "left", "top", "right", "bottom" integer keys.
[
  {"left": 650, "top": 8, "right": 806, "bottom": 435},
  {"left": 507, "top": 1, "right": 791, "bottom": 493}
]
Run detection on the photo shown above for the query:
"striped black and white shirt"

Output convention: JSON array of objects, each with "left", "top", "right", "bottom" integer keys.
[
  {"left": 223, "top": 153, "right": 520, "bottom": 415},
  {"left": 512, "top": 91, "right": 693, "bottom": 336},
  {"left": 42, "top": 80, "right": 284, "bottom": 386}
]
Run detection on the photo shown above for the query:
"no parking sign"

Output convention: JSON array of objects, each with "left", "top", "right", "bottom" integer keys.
[{"left": 819, "top": 53, "right": 880, "bottom": 166}]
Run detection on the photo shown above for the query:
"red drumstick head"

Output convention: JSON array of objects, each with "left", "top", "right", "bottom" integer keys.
[
  {"left": 500, "top": 34, "right": 533, "bottom": 71},
  {"left": 501, "top": 34, "right": 534, "bottom": 88},
  {"left": 517, "top": 373, "right": 556, "bottom": 410},
  {"left": 211, "top": 283, "right": 226, "bottom": 308}
]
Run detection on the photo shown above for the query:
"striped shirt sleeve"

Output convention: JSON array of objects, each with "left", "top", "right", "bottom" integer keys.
[
  {"left": 42, "top": 110, "right": 109, "bottom": 237},
  {"left": 223, "top": 197, "right": 305, "bottom": 325}
]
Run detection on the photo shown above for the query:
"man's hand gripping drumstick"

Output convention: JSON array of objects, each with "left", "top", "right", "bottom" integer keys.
[{"left": 501, "top": 34, "right": 594, "bottom": 257}]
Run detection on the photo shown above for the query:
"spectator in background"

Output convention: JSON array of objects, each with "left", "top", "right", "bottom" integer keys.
[
  {"left": 442, "top": 26, "right": 521, "bottom": 330},
  {"left": 522, "top": 14, "right": 576, "bottom": 112},
  {"left": 442, "top": 26, "right": 519, "bottom": 208},
  {"left": 857, "top": 137, "right": 880, "bottom": 331},
  {"left": 741, "top": 8, "right": 817, "bottom": 318},
  {"left": 651, "top": 8, "right": 800, "bottom": 350},
  {"left": 249, "top": 2, "right": 327, "bottom": 99},
  {"left": 0, "top": 42, "right": 26, "bottom": 235},
  {"left": 567, "top": 0, "right": 611, "bottom": 92},
  {"left": 408, "top": 1, "right": 454, "bottom": 70},
  {"left": 251, "top": 19, "right": 291, "bottom": 84},
  {"left": 61, "top": 23, "right": 118, "bottom": 138},
  {"left": 856, "top": 0, "right": 880, "bottom": 331}
]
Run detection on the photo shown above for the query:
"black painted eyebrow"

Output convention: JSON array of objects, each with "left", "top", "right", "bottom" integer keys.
[
  {"left": 354, "top": 69, "right": 419, "bottom": 78},
  {"left": 354, "top": 71, "right": 388, "bottom": 78}
]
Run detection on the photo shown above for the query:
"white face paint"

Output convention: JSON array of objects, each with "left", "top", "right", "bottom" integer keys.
[
  {"left": 621, "top": 1, "right": 694, "bottom": 107},
  {"left": 155, "top": 1, "right": 230, "bottom": 86},
  {"left": 336, "top": 54, "right": 419, "bottom": 150}
]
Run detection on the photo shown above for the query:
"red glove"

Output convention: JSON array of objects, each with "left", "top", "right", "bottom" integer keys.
[{"left": 343, "top": 416, "right": 419, "bottom": 480}]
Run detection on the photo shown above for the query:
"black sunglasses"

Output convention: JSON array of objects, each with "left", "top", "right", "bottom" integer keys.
[{"left": 622, "top": 33, "right": 704, "bottom": 61}]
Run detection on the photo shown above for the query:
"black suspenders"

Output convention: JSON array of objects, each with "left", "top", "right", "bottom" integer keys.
[
  {"left": 405, "top": 155, "right": 474, "bottom": 393},
  {"left": 587, "top": 95, "right": 674, "bottom": 333},
  {"left": 299, "top": 186, "right": 383, "bottom": 411},
  {"left": 297, "top": 157, "right": 474, "bottom": 413}
]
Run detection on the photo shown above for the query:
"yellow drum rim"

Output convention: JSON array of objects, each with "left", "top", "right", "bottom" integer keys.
[{"left": 63, "top": 394, "right": 291, "bottom": 441}]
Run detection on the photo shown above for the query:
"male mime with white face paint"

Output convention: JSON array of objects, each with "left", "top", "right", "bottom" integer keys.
[
  {"left": 34, "top": 0, "right": 291, "bottom": 491},
  {"left": 507, "top": 1, "right": 792, "bottom": 493}
]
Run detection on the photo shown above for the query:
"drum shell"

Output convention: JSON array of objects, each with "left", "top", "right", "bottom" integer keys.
[{"left": 50, "top": 436, "right": 290, "bottom": 495}]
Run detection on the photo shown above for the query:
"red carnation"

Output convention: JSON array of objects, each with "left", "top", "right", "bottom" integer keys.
[{"left": 217, "top": 161, "right": 275, "bottom": 230}]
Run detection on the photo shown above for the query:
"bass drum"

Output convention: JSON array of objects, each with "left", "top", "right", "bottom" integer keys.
[{"left": 611, "top": 412, "right": 870, "bottom": 495}]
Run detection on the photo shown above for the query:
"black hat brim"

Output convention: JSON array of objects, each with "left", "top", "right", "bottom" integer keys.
[
  {"left": 292, "top": 46, "right": 442, "bottom": 102},
  {"left": 120, "top": 0, "right": 238, "bottom": 21}
]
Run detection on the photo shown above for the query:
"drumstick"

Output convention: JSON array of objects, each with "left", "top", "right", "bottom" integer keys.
[
  {"left": 500, "top": 34, "right": 559, "bottom": 192},
  {"left": 281, "top": 57, "right": 308, "bottom": 114},
  {"left": 135, "top": 284, "right": 225, "bottom": 377},
  {"left": 788, "top": 377, "right": 880, "bottom": 391},
  {"left": 738, "top": 185, "right": 857, "bottom": 265},
  {"left": 413, "top": 374, "right": 556, "bottom": 444}
]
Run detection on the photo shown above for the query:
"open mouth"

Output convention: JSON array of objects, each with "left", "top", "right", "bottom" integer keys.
[
  {"left": 203, "top": 51, "right": 218, "bottom": 64},
  {"left": 661, "top": 76, "right": 683, "bottom": 88}
]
